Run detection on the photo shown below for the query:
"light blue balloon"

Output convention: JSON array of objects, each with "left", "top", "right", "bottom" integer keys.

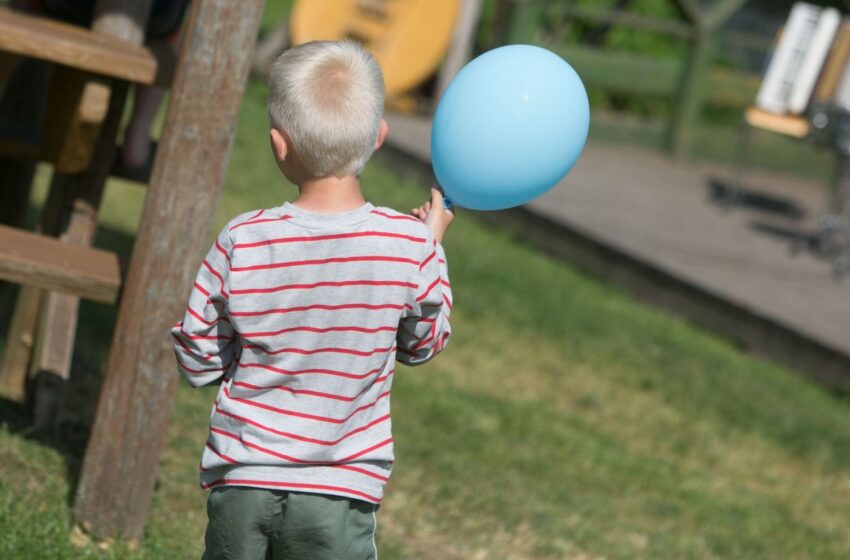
[{"left": 431, "top": 45, "right": 589, "bottom": 210}]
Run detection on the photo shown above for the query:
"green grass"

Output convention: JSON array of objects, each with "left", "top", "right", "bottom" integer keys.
[
  {"left": 3, "top": 3, "right": 850, "bottom": 557},
  {"left": 2, "top": 76, "right": 849, "bottom": 559}
]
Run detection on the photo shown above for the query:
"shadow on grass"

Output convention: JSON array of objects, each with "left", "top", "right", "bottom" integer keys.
[{"left": 0, "top": 221, "right": 136, "bottom": 506}]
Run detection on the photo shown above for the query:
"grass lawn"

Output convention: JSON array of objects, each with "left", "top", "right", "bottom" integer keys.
[
  {"left": 2, "top": 5, "right": 850, "bottom": 558},
  {"left": 1, "top": 77, "right": 849, "bottom": 559}
]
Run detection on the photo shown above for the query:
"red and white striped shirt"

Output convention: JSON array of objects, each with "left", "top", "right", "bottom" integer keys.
[{"left": 172, "top": 202, "right": 452, "bottom": 503}]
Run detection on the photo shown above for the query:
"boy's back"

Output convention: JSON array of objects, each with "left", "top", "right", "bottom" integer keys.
[
  {"left": 173, "top": 201, "right": 451, "bottom": 504},
  {"left": 174, "top": 39, "right": 455, "bottom": 559}
]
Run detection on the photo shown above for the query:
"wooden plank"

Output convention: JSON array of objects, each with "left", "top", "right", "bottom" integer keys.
[
  {"left": 38, "top": 297, "right": 80, "bottom": 375},
  {"left": 745, "top": 106, "right": 810, "bottom": 138},
  {"left": 0, "top": 224, "right": 121, "bottom": 303},
  {"left": 0, "top": 6, "right": 159, "bottom": 84},
  {"left": 73, "top": 0, "right": 266, "bottom": 541},
  {"left": 31, "top": 223, "right": 85, "bottom": 428}
]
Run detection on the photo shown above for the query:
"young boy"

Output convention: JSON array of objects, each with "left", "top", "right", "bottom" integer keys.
[{"left": 171, "top": 41, "right": 454, "bottom": 559}]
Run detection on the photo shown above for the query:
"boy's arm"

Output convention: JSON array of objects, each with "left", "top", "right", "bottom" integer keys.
[
  {"left": 170, "top": 225, "right": 238, "bottom": 387},
  {"left": 397, "top": 234, "right": 452, "bottom": 365}
]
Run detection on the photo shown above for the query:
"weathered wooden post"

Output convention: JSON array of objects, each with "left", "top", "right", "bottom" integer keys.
[{"left": 73, "top": 0, "right": 266, "bottom": 540}]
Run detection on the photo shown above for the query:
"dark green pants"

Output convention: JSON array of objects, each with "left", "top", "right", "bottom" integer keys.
[{"left": 202, "top": 487, "right": 379, "bottom": 560}]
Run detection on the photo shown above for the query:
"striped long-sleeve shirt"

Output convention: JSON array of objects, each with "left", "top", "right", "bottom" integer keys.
[{"left": 171, "top": 202, "right": 452, "bottom": 504}]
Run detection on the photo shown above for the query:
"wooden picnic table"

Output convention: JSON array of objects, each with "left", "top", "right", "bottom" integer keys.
[{"left": 0, "top": 0, "right": 265, "bottom": 541}]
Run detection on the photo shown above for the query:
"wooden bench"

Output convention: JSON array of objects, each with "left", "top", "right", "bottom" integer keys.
[
  {"left": 0, "top": 6, "right": 172, "bottom": 86},
  {"left": 0, "top": 3, "right": 167, "bottom": 411},
  {"left": 0, "top": 224, "right": 121, "bottom": 304},
  {"left": 0, "top": 5, "right": 175, "bottom": 173},
  {"left": 0, "top": 0, "right": 265, "bottom": 539}
]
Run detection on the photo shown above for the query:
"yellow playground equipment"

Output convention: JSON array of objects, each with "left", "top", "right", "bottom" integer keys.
[{"left": 290, "top": 0, "right": 460, "bottom": 99}]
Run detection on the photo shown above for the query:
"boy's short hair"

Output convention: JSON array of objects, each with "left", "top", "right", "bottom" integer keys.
[{"left": 268, "top": 40, "right": 385, "bottom": 179}]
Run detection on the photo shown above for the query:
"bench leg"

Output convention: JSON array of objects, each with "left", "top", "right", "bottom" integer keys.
[
  {"left": 0, "top": 79, "right": 125, "bottom": 408},
  {"left": 26, "top": 78, "right": 127, "bottom": 425},
  {"left": 0, "top": 170, "right": 72, "bottom": 402},
  {"left": 0, "top": 287, "right": 43, "bottom": 401},
  {"left": 31, "top": 202, "right": 94, "bottom": 429}
]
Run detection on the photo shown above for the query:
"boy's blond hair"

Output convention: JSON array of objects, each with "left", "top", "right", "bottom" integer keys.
[{"left": 268, "top": 40, "right": 385, "bottom": 179}]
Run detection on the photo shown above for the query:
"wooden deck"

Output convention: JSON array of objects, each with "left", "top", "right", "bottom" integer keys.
[{"left": 384, "top": 111, "right": 850, "bottom": 391}]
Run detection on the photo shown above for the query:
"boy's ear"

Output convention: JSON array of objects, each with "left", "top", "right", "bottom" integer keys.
[
  {"left": 374, "top": 119, "right": 389, "bottom": 151},
  {"left": 269, "top": 128, "right": 288, "bottom": 161}
]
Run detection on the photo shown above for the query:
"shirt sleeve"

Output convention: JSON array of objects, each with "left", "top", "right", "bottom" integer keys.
[
  {"left": 396, "top": 233, "right": 452, "bottom": 366},
  {"left": 170, "top": 225, "right": 238, "bottom": 387}
]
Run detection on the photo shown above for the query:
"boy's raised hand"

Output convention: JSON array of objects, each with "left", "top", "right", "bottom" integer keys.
[{"left": 412, "top": 187, "right": 455, "bottom": 244}]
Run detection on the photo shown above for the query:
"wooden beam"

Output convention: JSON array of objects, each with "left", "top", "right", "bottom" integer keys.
[
  {"left": 744, "top": 107, "right": 810, "bottom": 138},
  {"left": 0, "top": 225, "right": 121, "bottom": 303},
  {"left": 73, "top": 0, "right": 267, "bottom": 541},
  {"left": 0, "top": 6, "right": 159, "bottom": 85}
]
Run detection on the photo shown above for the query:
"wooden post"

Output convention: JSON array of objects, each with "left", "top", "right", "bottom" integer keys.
[
  {"left": 668, "top": 0, "right": 746, "bottom": 158},
  {"left": 30, "top": 80, "right": 128, "bottom": 428},
  {"left": 73, "top": 0, "right": 266, "bottom": 540},
  {"left": 669, "top": 24, "right": 713, "bottom": 158}
]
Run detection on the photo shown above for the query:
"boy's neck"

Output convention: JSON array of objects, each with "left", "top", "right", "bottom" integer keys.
[{"left": 293, "top": 174, "right": 366, "bottom": 213}]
